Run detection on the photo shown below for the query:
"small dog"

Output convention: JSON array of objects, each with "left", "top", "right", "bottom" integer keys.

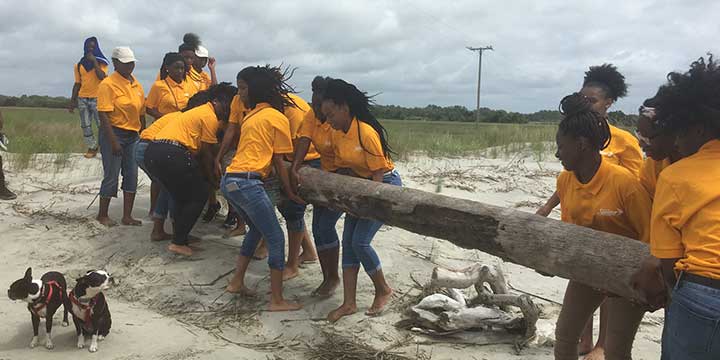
[
  {"left": 7, "top": 267, "right": 70, "bottom": 349},
  {"left": 69, "top": 270, "right": 114, "bottom": 352}
]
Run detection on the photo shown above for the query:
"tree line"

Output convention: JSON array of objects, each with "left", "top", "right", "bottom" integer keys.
[{"left": 0, "top": 94, "right": 639, "bottom": 126}]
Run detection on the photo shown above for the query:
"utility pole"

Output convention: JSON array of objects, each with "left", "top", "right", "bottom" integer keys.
[{"left": 467, "top": 46, "right": 493, "bottom": 122}]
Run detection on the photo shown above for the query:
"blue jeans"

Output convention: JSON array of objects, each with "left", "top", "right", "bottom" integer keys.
[
  {"left": 221, "top": 176, "right": 286, "bottom": 270},
  {"left": 134, "top": 140, "right": 174, "bottom": 219},
  {"left": 662, "top": 278, "right": 720, "bottom": 359},
  {"left": 78, "top": 97, "right": 99, "bottom": 149},
  {"left": 277, "top": 158, "right": 321, "bottom": 232},
  {"left": 313, "top": 205, "right": 343, "bottom": 251},
  {"left": 99, "top": 126, "right": 138, "bottom": 197},
  {"left": 341, "top": 170, "right": 402, "bottom": 274}
]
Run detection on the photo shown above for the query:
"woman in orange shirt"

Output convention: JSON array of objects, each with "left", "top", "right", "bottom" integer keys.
[
  {"left": 221, "top": 65, "right": 303, "bottom": 312},
  {"left": 552, "top": 93, "right": 652, "bottom": 360},
  {"left": 144, "top": 83, "right": 236, "bottom": 256},
  {"left": 146, "top": 52, "right": 196, "bottom": 120},
  {"left": 290, "top": 76, "right": 342, "bottom": 297},
  {"left": 644, "top": 56, "right": 720, "bottom": 360},
  {"left": 320, "top": 79, "right": 401, "bottom": 323},
  {"left": 537, "top": 64, "right": 642, "bottom": 357},
  {"left": 96, "top": 47, "right": 145, "bottom": 227}
]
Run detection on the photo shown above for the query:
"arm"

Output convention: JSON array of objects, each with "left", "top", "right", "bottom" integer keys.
[
  {"left": 139, "top": 115, "right": 146, "bottom": 132},
  {"left": 196, "top": 142, "right": 219, "bottom": 187},
  {"left": 290, "top": 137, "right": 312, "bottom": 191},
  {"left": 208, "top": 58, "right": 218, "bottom": 86},
  {"left": 536, "top": 191, "right": 560, "bottom": 216},
  {"left": 92, "top": 62, "right": 107, "bottom": 80},
  {"left": 69, "top": 83, "right": 81, "bottom": 113},
  {"left": 371, "top": 170, "right": 384, "bottom": 183},
  {"left": 273, "top": 154, "right": 304, "bottom": 204},
  {"left": 146, "top": 107, "right": 163, "bottom": 120},
  {"left": 660, "top": 258, "right": 680, "bottom": 289},
  {"left": 215, "top": 122, "right": 239, "bottom": 178},
  {"left": 99, "top": 112, "right": 121, "bottom": 155}
]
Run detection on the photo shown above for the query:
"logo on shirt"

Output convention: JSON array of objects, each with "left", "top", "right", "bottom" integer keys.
[
  {"left": 598, "top": 208, "right": 624, "bottom": 217},
  {"left": 354, "top": 146, "right": 363, "bottom": 152}
]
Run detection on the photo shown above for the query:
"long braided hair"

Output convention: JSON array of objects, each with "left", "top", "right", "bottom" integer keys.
[
  {"left": 558, "top": 92, "right": 611, "bottom": 151},
  {"left": 323, "top": 79, "right": 393, "bottom": 158},
  {"left": 237, "top": 65, "right": 297, "bottom": 112}
]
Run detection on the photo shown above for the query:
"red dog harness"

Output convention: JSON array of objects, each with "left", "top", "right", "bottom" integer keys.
[
  {"left": 69, "top": 291, "right": 98, "bottom": 329},
  {"left": 29, "top": 281, "right": 61, "bottom": 317}
]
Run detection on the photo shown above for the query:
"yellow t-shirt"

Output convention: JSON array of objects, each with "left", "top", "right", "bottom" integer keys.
[
  {"left": 284, "top": 94, "right": 320, "bottom": 162},
  {"left": 602, "top": 125, "right": 643, "bottom": 176},
  {"left": 225, "top": 103, "right": 293, "bottom": 178},
  {"left": 74, "top": 63, "right": 109, "bottom": 98},
  {"left": 140, "top": 111, "right": 180, "bottom": 140},
  {"left": 97, "top": 72, "right": 145, "bottom": 132},
  {"left": 188, "top": 67, "right": 208, "bottom": 92},
  {"left": 650, "top": 139, "right": 720, "bottom": 279},
  {"left": 298, "top": 108, "right": 336, "bottom": 171},
  {"left": 145, "top": 77, "right": 196, "bottom": 116},
  {"left": 557, "top": 159, "right": 652, "bottom": 243},
  {"left": 229, "top": 95, "right": 247, "bottom": 125},
  {"left": 153, "top": 102, "right": 219, "bottom": 152},
  {"left": 331, "top": 118, "right": 394, "bottom": 178},
  {"left": 639, "top": 158, "right": 672, "bottom": 199}
]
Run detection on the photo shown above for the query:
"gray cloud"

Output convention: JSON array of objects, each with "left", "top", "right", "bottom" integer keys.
[{"left": 1, "top": 0, "right": 718, "bottom": 113}]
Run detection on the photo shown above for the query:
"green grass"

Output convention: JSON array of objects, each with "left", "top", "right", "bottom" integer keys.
[
  {"left": 1, "top": 107, "right": 85, "bottom": 154},
  {"left": 0, "top": 108, "right": 558, "bottom": 161},
  {"left": 383, "top": 119, "right": 556, "bottom": 159}
]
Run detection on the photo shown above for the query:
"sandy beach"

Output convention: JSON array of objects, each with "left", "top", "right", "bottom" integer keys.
[{"left": 0, "top": 150, "right": 663, "bottom": 359}]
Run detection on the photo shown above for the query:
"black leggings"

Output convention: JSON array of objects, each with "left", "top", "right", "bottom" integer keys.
[{"left": 145, "top": 142, "right": 209, "bottom": 246}]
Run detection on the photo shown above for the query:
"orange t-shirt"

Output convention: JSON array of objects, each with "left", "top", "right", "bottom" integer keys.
[
  {"left": 331, "top": 118, "right": 394, "bottom": 178},
  {"left": 140, "top": 111, "right": 180, "bottom": 140},
  {"left": 153, "top": 102, "right": 219, "bottom": 152},
  {"left": 228, "top": 95, "right": 247, "bottom": 125},
  {"left": 96, "top": 72, "right": 145, "bottom": 132},
  {"left": 74, "top": 63, "right": 109, "bottom": 98},
  {"left": 284, "top": 94, "right": 320, "bottom": 162},
  {"left": 557, "top": 159, "right": 652, "bottom": 243},
  {"left": 145, "top": 77, "right": 196, "bottom": 116},
  {"left": 651, "top": 140, "right": 720, "bottom": 279},
  {"left": 602, "top": 125, "right": 643, "bottom": 176},
  {"left": 225, "top": 103, "right": 293, "bottom": 178},
  {"left": 298, "top": 108, "right": 336, "bottom": 171},
  {"left": 639, "top": 158, "right": 672, "bottom": 199}
]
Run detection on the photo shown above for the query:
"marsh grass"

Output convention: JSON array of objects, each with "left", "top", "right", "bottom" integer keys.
[
  {"left": 1, "top": 108, "right": 558, "bottom": 166},
  {"left": 1, "top": 107, "right": 84, "bottom": 168}
]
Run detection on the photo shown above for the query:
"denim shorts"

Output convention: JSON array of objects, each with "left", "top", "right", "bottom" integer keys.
[{"left": 662, "top": 277, "right": 720, "bottom": 359}]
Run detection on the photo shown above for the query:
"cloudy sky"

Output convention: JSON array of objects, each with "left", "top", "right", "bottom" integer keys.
[{"left": 0, "top": 0, "right": 717, "bottom": 113}]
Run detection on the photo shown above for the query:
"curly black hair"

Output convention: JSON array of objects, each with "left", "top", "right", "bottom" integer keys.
[
  {"left": 178, "top": 33, "right": 201, "bottom": 53},
  {"left": 237, "top": 65, "right": 297, "bottom": 112},
  {"left": 583, "top": 64, "right": 628, "bottom": 101},
  {"left": 654, "top": 55, "right": 720, "bottom": 136},
  {"left": 324, "top": 79, "right": 393, "bottom": 158},
  {"left": 183, "top": 82, "right": 237, "bottom": 121},
  {"left": 558, "top": 92, "right": 611, "bottom": 151}
]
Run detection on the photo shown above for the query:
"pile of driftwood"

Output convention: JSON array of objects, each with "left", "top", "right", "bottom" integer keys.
[{"left": 401, "top": 264, "right": 540, "bottom": 349}]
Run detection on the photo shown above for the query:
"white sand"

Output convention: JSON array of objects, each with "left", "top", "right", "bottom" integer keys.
[{"left": 0, "top": 151, "right": 663, "bottom": 359}]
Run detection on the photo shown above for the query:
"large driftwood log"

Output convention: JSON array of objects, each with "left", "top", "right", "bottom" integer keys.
[{"left": 298, "top": 167, "right": 650, "bottom": 303}]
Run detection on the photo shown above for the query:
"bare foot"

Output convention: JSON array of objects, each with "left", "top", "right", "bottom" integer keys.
[
  {"left": 366, "top": 288, "right": 393, "bottom": 316},
  {"left": 96, "top": 216, "right": 117, "bottom": 227},
  {"left": 583, "top": 346, "right": 605, "bottom": 360},
  {"left": 226, "top": 284, "right": 257, "bottom": 297},
  {"left": 298, "top": 251, "right": 318, "bottom": 264},
  {"left": 167, "top": 244, "right": 193, "bottom": 256},
  {"left": 327, "top": 304, "right": 357, "bottom": 323},
  {"left": 578, "top": 340, "right": 593, "bottom": 356},
  {"left": 268, "top": 300, "right": 302, "bottom": 312},
  {"left": 223, "top": 227, "right": 246, "bottom": 238},
  {"left": 282, "top": 267, "right": 299, "bottom": 281},
  {"left": 311, "top": 278, "right": 340, "bottom": 298},
  {"left": 150, "top": 231, "right": 173, "bottom": 242},
  {"left": 121, "top": 217, "right": 142, "bottom": 226}
]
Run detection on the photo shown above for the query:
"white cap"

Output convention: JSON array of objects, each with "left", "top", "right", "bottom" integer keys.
[
  {"left": 111, "top": 47, "right": 137, "bottom": 63},
  {"left": 195, "top": 45, "right": 209, "bottom": 58}
]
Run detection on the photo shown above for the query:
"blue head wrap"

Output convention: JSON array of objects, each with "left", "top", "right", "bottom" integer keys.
[{"left": 79, "top": 37, "right": 109, "bottom": 71}]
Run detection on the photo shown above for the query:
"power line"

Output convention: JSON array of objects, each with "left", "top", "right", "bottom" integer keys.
[{"left": 467, "top": 46, "right": 493, "bottom": 122}]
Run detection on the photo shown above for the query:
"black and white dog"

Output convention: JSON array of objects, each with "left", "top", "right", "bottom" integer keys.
[
  {"left": 69, "top": 270, "right": 114, "bottom": 352},
  {"left": 7, "top": 267, "right": 70, "bottom": 349}
]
